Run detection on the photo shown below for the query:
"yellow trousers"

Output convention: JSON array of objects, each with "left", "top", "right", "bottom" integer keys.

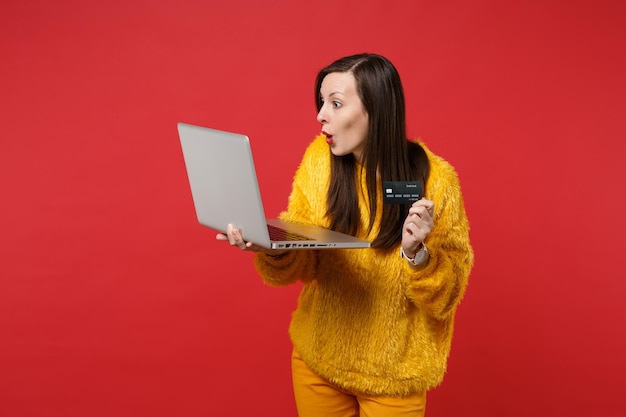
[{"left": 291, "top": 350, "right": 427, "bottom": 417}]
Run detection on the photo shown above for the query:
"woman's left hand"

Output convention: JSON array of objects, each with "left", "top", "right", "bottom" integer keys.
[{"left": 402, "top": 198, "right": 435, "bottom": 257}]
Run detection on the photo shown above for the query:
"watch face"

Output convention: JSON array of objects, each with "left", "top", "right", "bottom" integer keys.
[{"left": 413, "top": 248, "right": 428, "bottom": 265}]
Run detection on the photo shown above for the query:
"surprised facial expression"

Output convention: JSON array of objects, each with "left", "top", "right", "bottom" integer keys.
[{"left": 317, "top": 72, "right": 369, "bottom": 162}]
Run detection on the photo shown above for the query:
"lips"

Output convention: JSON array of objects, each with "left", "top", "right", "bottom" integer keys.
[{"left": 322, "top": 131, "right": 333, "bottom": 145}]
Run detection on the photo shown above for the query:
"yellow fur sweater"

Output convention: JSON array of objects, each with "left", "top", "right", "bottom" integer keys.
[{"left": 254, "top": 135, "right": 474, "bottom": 396}]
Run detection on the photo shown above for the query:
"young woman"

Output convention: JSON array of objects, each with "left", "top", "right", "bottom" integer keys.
[{"left": 218, "top": 53, "right": 474, "bottom": 417}]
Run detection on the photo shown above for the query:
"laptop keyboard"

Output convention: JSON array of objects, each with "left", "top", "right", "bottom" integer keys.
[{"left": 267, "top": 224, "right": 313, "bottom": 241}]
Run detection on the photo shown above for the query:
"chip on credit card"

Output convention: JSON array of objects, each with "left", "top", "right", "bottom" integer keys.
[{"left": 383, "top": 181, "right": 423, "bottom": 204}]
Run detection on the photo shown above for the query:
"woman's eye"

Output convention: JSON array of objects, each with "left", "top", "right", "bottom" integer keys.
[{"left": 332, "top": 101, "right": 341, "bottom": 108}]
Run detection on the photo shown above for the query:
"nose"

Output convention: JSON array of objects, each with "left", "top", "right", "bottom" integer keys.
[{"left": 317, "top": 103, "right": 327, "bottom": 124}]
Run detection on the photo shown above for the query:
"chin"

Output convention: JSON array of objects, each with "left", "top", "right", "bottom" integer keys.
[{"left": 330, "top": 149, "right": 348, "bottom": 157}]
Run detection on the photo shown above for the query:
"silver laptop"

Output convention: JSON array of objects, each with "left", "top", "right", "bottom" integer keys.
[{"left": 177, "top": 123, "right": 370, "bottom": 250}]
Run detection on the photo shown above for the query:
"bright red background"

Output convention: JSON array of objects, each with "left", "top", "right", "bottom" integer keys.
[{"left": 1, "top": 1, "right": 625, "bottom": 416}]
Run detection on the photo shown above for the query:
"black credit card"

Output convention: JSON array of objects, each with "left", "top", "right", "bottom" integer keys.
[{"left": 383, "top": 181, "right": 423, "bottom": 204}]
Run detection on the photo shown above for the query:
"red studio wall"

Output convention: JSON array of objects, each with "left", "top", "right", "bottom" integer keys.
[{"left": 1, "top": 1, "right": 625, "bottom": 416}]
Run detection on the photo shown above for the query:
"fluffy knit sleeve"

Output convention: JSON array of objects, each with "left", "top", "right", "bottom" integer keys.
[
  {"left": 402, "top": 148, "right": 474, "bottom": 320},
  {"left": 253, "top": 136, "right": 329, "bottom": 286}
]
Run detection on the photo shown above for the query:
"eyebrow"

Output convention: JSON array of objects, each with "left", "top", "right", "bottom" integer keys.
[{"left": 321, "top": 91, "right": 345, "bottom": 99}]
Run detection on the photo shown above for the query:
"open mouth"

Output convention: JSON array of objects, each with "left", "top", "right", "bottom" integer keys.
[{"left": 322, "top": 131, "right": 333, "bottom": 145}]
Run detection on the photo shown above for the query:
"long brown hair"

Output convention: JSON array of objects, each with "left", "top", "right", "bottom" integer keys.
[{"left": 315, "top": 53, "right": 430, "bottom": 249}]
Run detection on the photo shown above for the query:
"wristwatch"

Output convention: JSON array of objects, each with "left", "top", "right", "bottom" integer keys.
[{"left": 401, "top": 242, "right": 429, "bottom": 266}]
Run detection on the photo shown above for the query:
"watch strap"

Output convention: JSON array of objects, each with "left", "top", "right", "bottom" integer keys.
[{"left": 400, "top": 242, "right": 429, "bottom": 266}]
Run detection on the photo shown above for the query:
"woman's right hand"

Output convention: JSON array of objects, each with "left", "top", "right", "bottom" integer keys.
[
  {"left": 216, "top": 224, "right": 288, "bottom": 256},
  {"left": 216, "top": 223, "right": 250, "bottom": 250}
]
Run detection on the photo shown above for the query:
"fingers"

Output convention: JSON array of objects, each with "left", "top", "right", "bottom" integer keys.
[
  {"left": 403, "top": 218, "right": 428, "bottom": 241},
  {"left": 403, "top": 198, "right": 434, "bottom": 244},
  {"left": 230, "top": 224, "right": 248, "bottom": 250},
  {"left": 409, "top": 198, "right": 434, "bottom": 217},
  {"left": 214, "top": 224, "right": 248, "bottom": 250}
]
